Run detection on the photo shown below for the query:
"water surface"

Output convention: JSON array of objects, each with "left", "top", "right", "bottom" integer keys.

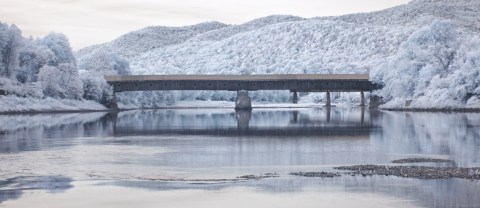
[{"left": 0, "top": 108, "right": 479, "bottom": 207}]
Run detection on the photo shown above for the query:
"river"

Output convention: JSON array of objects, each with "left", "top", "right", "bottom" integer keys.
[{"left": 0, "top": 108, "right": 479, "bottom": 207}]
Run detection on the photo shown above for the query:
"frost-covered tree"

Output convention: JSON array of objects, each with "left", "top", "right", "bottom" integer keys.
[
  {"left": 80, "top": 71, "right": 114, "bottom": 106},
  {"left": 38, "top": 65, "right": 61, "bottom": 97},
  {"left": 58, "top": 63, "right": 83, "bottom": 99},
  {"left": 421, "top": 35, "right": 480, "bottom": 105},
  {"left": 39, "top": 63, "right": 83, "bottom": 99},
  {"left": 77, "top": 51, "right": 130, "bottom": 75},
  {"left": 32, "top": 33, "right": 83, "bottom": 99},
  {"left": 0, "top": 23, "right": 8, "bottom": 76},
  {"left": 378, "top": 20, "right": 460, "bottom": 100},
  {"left": 0, "top": 23, "right": 23, "bottom": 78},
  {"left": 0, "top": 24, "right": 86, "bottom": 101},
  {"left": 41, "top": 32, "right": 76, "bottom": 66},
  {"left": 407, "top": 21, "right": 458, "bottom": 76},
  {"left": 77, "top": 51, "right": 131, "bottom": 105},
  {"left": 16, "top": 40, "right": 55, "bottom": 83}
]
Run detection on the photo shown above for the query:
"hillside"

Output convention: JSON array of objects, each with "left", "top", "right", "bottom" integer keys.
[
  {"left": 74, "top": 0, "right": 480, "bottom": 108},
  {"left": 76, "top": 21, "right": 228, "bottom": 59}
]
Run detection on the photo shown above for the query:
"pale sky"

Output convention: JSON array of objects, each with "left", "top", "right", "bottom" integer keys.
[{"left": 0, "top": 0, "right": 410, "bottom": 49}]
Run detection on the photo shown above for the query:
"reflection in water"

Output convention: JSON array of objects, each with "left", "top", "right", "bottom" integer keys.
[
  {"left": 0, "top": 112, "right": 114, "bottom": 153},
  {"left": 235, "top": 110, "right": 251, "bottom": 131},
  {"left": 111, "top": 108, "right": 374, "bottom": 137},
  {"left": 370, "top": 111, "right": 480, "bottom": 167},
  {"left": 0, "top": 176, "right": 72, "bottom": 204},
  {"left": 326, "top": 106, "right": 331, "bottom": 122},
  {"left": 102, "top": 176, "right": 480, "bottom": 208},
  {"left": 0, "top": 108, "right": 480, "bottom": 207}
]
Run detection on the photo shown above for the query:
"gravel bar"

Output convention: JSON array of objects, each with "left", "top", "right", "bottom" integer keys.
[
  {"left": 391, "top": 158, "right": 452, "bottom": 164},
  {"left": 335, "top": 165, "right": 480, "bottom": 180},
  {"left": 289, "top": 172, "right": 341, "bottom": 178}
]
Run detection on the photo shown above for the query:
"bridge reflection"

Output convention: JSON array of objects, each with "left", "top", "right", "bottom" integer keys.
[{"left": 111, "top": 108, "right": 378, "bottom": 137}]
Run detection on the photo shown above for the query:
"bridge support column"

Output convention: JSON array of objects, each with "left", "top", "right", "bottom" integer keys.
[
  {"left": 360, "top": 91, "right": 365, "bottom": 106},
  {"left": 235, "top": 90, "right": 252, "bottom": 110},
  {"left": 325, "top": 91, "right": 331, "bottom": 107},
  {"left": 292, "top": 91, "right": 298, "bottom": 104}
]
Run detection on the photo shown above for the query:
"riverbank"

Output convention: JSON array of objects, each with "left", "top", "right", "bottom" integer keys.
[
  {"left": 382, "top": 108, "right": 480, "bottom": 112},
  {"left": 2, "top": 96, "right": 480, "bottom": 114},
  {"left": 0, "top": 100, "right": 323, "bottom": 114},
  {"left": 0, "top": 96, "right": 107, "bottom": 114}
]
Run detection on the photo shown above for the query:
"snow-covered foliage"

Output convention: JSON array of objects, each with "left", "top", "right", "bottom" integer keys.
[
  {"left": 39, "top": 63, "right": 83, "bottom": 99},
  {"left": 0, "top": 77, "right": 43, "bottom": 98},
  {"left": 2, "top": 0, "right": 480, "bottom": 111},
  {"left": 373, "top": 21, "right": 460, "bottom": 99},
  {"left": 0, "top": 22, "right": 112, "bottom": 111},
  {"left": 79, "top": 71, "right": 113, "bottom": 106},
  {"left": 16, "top": 41, "right": 55, "bottom": 83},
  {"left": 0, "top": 24, "right": 22, "bottom": 79},
  {"left": 375, "top": 20, "right": 480, "bottom": 108},
  {"left": 76, "top": 22, "right": 228, "bottom": 59},
  {"left": 77, "top": 50, "right": 130, "bottom": 76},
  {"left": 0, "top": 95, "right": 106, "bottom": 113},
  {"left": 75, "top": 0, "right": 480, "bottom": 108},
  {"left": 41, "top": 33, "right": 76, "bottom": 66},
  {"left": 76, "top": 50, "right": 131, "bottom": 106}
]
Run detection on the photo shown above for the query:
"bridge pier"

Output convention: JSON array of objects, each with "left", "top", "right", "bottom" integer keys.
[
  {"left": 325, "top": 91, "right": 331, "bottom": 107},
  {"left": 292, "top": 91, "right": 298, "bottom": 104},
  {"left": 360, "top": 91, "right": 365, "bottom": 106},
  {"left": 235, "top": 90, "right": 252, "bottom": 110}
]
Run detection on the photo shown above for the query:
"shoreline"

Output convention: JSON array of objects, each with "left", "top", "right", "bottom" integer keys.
[
  {"left": 0, "top": 109, "right": 120, "bottom": 115},
  {"left": 2, "top": 105, "right": 480, "bottom": 115},
  {"left": 0, "top": 106, "right": 317, "bottom": 115},
  {"left": 382, "top": 107, "right": 480, "bottom": 113}
]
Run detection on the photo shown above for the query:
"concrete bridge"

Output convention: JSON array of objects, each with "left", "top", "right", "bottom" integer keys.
[{"left": 105, "top": 74, "right": 381, "bottom": 109}]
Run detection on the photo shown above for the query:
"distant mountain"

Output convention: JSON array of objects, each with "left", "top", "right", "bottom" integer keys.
[
  {"left": 77, "top": 0, "right": 480, "bottom": 74},
  {"left": 76, "top": 21, "right": 228, "bottom": 59},
  {"left": 328, "top": 0, "right": 480, "bottom": 30},
  {"left": 76, "top": 0, "right": 480, "bottom": 108}
]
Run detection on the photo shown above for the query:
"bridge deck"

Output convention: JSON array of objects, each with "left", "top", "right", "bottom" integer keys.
[{"left": 105, "top": 74, "right": 379, "bottom": 92}]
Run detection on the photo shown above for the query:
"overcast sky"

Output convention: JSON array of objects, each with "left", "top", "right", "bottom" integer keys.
[{"left": 0, "top": 0, "right": 410, "bottom": 49}]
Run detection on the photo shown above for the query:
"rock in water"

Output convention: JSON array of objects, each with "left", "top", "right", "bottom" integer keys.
[{"left": 235, "top": 90, "right": 252, "bottom": 110}]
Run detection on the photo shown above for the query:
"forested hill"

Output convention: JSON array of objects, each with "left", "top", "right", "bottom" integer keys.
[{"left": 76, "top": 0, "right": 480, "bottom": 108}]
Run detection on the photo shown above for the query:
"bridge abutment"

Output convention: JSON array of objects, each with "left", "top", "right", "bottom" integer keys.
[
  {"left": 235, "top": 90, "right": 252, "bottom": 110},
  {"left": 369, "top": 95, "right": 384, "bottom": 108}
]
